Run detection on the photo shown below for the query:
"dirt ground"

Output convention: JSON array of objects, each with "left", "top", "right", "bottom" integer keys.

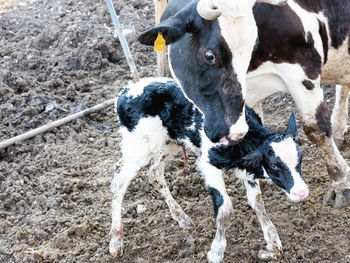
[{"left": 0, "top": 0, "right": 350, "bottom": 262}]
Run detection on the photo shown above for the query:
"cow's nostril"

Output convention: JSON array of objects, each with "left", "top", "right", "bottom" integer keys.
[{"left": 219, "top": 136, "right": 229, "bottom": 145}]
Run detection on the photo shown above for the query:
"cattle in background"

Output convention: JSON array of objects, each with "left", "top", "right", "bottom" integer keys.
[
  {"left": 138, "top": 0, "right": 350, "bottom": 208},
  {"left": 109, "top": 78, "right": 308, "bottom": 262}
]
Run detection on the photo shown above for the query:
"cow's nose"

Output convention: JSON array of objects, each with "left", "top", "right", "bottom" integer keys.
[
  {"left": 229, "top": 132, "right": 246, "bottom": 141},
  {"left": 204, "top": 127, "right": 228, "bottom": 143},
  {"left": 228, "top": 115, "right": 248, "bottom": 142}
]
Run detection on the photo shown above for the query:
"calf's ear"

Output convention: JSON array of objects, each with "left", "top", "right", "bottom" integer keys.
[
  {"left": 242, "top": 150, "right": 263, "bottom": 170},
  {"left": 285, "top": 112, "right": 298, "bottom": 137}
]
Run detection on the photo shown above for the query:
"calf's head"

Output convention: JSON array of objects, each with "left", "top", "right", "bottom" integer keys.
[
  {"left": 138, "top": 0, "right": 288, "bottom": 144},
  {"left": 244, "top": 113, "right": 308, "bottom": 202}
]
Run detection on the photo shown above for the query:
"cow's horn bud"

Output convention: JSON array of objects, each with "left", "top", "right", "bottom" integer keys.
[
  {"left": 256, "top": 0, "right": 288, "bottom": 6},
  {"left": 197, "top": 0, "right": 221, "bottom": 21}
]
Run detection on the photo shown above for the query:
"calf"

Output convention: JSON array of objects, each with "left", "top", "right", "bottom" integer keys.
[
  {"left": 138, "top": 0, "right": 350, "bottom": 208},
  {"left": 109, "top": 78, "right": 308, "bottom": 262}
]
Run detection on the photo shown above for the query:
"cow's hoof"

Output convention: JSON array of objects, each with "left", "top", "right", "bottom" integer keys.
[
  {"left": 109, "top": 237, "right": 124, "bottom": 257},
  {"left": 258, "top": 250, "right": 280, "bottom": 261},
  {"left": 323, "top": 187, "right": 350, "bottom": 208}
]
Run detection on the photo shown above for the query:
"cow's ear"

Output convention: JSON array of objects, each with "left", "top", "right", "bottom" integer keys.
[
  {"left": 285, "top": 112, "right": 298, "bottom": 137},
  {"left": 138, "top": 2, "right": 200, "bottom": 46},
  {"left": 137, "top": 17, "right": 187, "bottom": 46}
]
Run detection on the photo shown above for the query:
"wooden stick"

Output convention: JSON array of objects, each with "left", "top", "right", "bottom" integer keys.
[
  {"left": 155, "top": 0, "right": 170, "bottom": 77},
  {"left": 0, "top": 99, "right": 115, "bottom": 150}
]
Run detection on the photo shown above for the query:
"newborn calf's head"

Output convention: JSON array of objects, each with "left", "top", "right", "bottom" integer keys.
[{"left": 244, "top": 113, "right": 308, "bottom": 202}]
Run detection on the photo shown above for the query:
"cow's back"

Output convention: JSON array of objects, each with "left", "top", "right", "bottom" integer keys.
[{"left": 249, "top": 0, "right": 350, "bottom": 85}]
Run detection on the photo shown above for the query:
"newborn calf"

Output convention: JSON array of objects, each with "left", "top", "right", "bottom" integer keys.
[{"left": 109, "top": 78, "right": 308, "bottom": 262}]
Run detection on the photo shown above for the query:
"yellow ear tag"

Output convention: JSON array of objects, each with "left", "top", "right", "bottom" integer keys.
[{"left": 154, "top": 32, "right": 166, "bottom": 51}]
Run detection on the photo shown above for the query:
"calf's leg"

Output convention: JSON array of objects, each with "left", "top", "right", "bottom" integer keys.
[
  {"left": 147, "top": 151, "right": 193, "bottom": 227},
  {"left": 109, "top": 158, "right": 143, "bottom": 257},
  {"left": 198, "top": 153, "right": 233, "bottom": 263},
  {"left": 109, "top": 127, "right": 166, "bottom": 257},
  {"left": 243, "top": 179, "right": 282, "bottom": 260}
]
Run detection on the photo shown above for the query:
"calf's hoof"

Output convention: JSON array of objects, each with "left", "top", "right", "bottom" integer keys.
[
  {"left": 170, "top": 204, "right": 193, "bottom": 227},
  {"left": 207, "top": 250, "right": 224, "bottom": 263},
  {"left": 323, "top": 187, "right": 350, "bottom": 208},
  {"left": 173, "top": 210, "right": 193, "bottom": 227},
  {"left": 258, "top": 249, "right": 280, "bottom": 261},
  {"left": 109, "top": 237, "right": 124, "bottom": 257}
]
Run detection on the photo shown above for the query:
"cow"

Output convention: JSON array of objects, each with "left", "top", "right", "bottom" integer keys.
[
  {"left": 137, "top": 0, "right": 350, "bottom": 208},
  {"left": 109, "top": 78, "right": 308, "bottom": 262}
]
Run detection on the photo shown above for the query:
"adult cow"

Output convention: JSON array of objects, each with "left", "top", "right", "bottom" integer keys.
[
  {"left": 138, "top": 0, "right": 350, "bottom": 207},
  {"left": 139, "top": 0, "right": 288, "bottom": 145}
]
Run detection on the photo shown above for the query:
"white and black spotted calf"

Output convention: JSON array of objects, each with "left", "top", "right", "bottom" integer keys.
[{"left": 109, "top": 78, "right": 308, "bottom": 262}]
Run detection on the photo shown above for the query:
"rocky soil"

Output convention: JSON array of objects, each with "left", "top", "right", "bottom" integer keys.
[{"left": 0, "top": 0, "right": 350, "bottom": 262}]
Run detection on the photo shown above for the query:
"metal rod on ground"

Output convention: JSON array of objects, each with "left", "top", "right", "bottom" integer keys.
[
  {"left": 0, "top": 99, "right": 115, "bottom": 151},
  {"left": 0, "top": 1, "right": 141, "bottom": 150},
  {"left": 105, "top": 0, "right": 140, "bottom": 82}
]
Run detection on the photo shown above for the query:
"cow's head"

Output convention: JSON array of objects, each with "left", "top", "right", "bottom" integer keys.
[
  {"left": 138, "top": 0, "right": 287, "bottom": 144},
  {"left": 243, "top": 112, "right": 308, "bottom": 202}
]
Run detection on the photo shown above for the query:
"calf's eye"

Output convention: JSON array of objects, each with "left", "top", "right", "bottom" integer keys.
[
  {"left": 268, "top": 149, "right": 274, "bottom": 156},
  {"left": 204, "top": 50, "right": 216, "bottom": 65}
]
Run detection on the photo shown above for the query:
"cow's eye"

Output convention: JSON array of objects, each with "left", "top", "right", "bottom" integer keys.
[{"left": 204, "top": 50, "right": 216, "bottom": 65}]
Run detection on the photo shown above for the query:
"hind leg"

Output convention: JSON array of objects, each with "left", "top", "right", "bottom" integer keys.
[
  {"left": 147, "top": 148, "right": 193, "bottom": 227},
  {"left": 331, "top": 84, "right": 350, "bottom": 147},
  {"left": 109, "top": 127, "right": 165, "bottom": 257},
  {"left": 109, "top": 157, "right": 144, "bottom": 257}
]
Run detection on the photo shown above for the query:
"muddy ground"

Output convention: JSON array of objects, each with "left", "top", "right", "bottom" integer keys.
[{"left": 0, "top": 0, "right": 350, "bottom": 262}]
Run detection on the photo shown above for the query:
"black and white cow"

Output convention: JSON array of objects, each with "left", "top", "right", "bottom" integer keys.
[
  {"left": 109, "top": 78, "right": 308, "bottom": 262},
  {"left": 137, "top": 0, "right": 350, "bottom": 208}
]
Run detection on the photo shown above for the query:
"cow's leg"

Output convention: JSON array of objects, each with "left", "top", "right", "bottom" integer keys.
[
  {"left": 198, "top": 152, "right": 232, "bottom": 263},
  {"left": 289, "top": 81, "right": 350, "bottom": 207},
  {"left": 331, "top": 84, "right": 350, "bottom": 147},
  {"left": 251, "top": 100, "right": 265, "bottom": 123},
  {"left": 243, "top": 179, "right": 282, "bottom": 260},
  {"left": 147, "top": 151, "right": 193, "bottom": 227},
  {"left": 109, "top": 158, "right": 142, "bottom": 257}
]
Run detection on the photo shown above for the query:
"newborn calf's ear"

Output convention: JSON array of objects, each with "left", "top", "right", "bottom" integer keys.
[
  {"left": 241, "top": 150, "right": 263, "bottom": 170},
  {"left": 285, "top": 112, "right": 298, "bottom": 138}
]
